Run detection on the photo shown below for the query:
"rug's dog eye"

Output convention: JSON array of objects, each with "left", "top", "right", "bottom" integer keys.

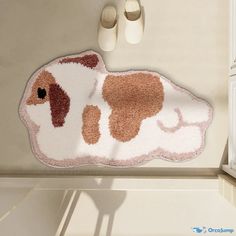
[{"left": 37, "top": 87, "right": 46, "bottom": 99}]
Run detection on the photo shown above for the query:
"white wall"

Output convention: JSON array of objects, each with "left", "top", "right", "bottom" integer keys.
[
  {"left": 0, "top": 177, "right": 236, "bottom": 236},
  {"left": 0, "top": 188, "right": 67, "bottom": 236},
  {"left": 65, "top": 189, "right": 236, "bottom": 236}
]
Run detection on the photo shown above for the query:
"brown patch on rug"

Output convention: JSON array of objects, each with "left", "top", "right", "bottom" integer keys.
[
  {"left": 59, "top": 54, "right": 99, "bottom": 69},
  {"left": 49, "top": 84, "right": 70, "bottom": 127},
  {"left": 103, "top": 73, "right": 164, "bottom": 142},
  {"left": 82, "top": 105, "right": 101, "bottom": 144},
  {"left": 27, "top": 70, "right": 55, "bottom": 105}
]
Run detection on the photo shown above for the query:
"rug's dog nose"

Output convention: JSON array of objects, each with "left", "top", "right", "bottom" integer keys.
[{"left": 37, "top": 88, "right": 47, "bottom": 99}]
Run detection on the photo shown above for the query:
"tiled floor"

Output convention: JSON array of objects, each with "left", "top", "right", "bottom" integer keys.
[{"left": 0, "top": 0, "right": 229, "bottom": 174}]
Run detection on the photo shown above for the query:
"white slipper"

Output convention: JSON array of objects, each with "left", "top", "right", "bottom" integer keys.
[
  {"left": 98, "top": 5, "right": 117, "bottom": 51},
  {"left": 124, "top": 0, "right": 143, "bottom": 44}
]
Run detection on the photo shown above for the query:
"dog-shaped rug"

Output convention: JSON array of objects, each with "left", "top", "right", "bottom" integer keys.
[{"left": 19, "top": 51, "right": 213, "bottom": 167}]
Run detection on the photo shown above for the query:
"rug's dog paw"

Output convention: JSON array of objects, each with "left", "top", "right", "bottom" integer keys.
[{"left": 19, "top": 50, "right": 213, "bottom": 167}]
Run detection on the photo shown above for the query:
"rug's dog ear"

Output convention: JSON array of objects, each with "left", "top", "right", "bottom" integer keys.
[
  {"left": 26, "top": 70, "right": 70, "bottom": 128},
  {"left": 58, "top": 51, "right": 106, "bottom": 72},
  {"left": 49, "top": 83, "right": 70, "bottom": 127}
]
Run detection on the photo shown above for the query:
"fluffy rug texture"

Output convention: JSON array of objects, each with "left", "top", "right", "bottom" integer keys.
[{"left": 19, "top": 50, "right": 213, "bottom": 168}]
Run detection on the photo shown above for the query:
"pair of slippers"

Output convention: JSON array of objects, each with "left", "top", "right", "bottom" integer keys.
[{"left": 98, "top": 0, "right": 143, "bottom": 51}]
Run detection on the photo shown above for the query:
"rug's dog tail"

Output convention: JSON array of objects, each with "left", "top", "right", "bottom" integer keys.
[{"left": 156, "top": 108, "right": 183, "bottom": 133}]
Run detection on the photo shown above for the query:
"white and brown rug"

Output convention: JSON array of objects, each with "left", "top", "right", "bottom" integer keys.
[{"left": 19, "top": 51, "right": 213, "bottom": 168}]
